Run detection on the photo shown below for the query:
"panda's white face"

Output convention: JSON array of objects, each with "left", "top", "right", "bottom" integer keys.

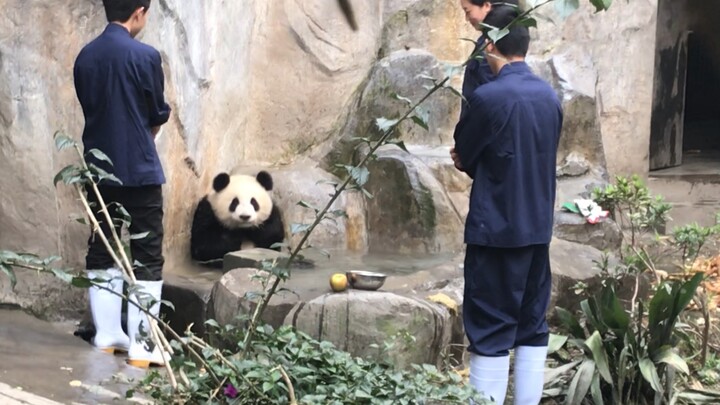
[{"left": 207, "top": 173, "right": 274, "bottom": 229}]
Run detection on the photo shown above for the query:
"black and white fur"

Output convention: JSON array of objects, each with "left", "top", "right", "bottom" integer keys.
[{"left": 190, "top": 171, "right": 285, "bottom": 267}]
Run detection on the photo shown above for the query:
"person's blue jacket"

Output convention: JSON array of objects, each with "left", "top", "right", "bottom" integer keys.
[
  {"left": 454, "top": 61, "right": 563, "bottom": 248},
  {"left": 460, "top": 35, "right": 495, "bottom": 121},
  {"left": 74, "top": 23, "right": 171, "bottom": 187}
]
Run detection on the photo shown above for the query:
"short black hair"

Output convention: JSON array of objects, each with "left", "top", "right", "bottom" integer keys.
[
  {"left": 102, "top": 0, "right": 151, "bottom": 23},
  {"left": 483, "top": 5, "right": 530, "bottom": 57}
]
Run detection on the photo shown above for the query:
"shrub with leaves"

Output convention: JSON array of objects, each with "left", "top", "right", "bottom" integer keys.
[
  {"left": 550, "top": 273, "right": 704, "bottom": 404},
  {"left": 138, "top": 322, "right": 490, "bottom": 405},
  {"left": 592, "top": 175, "right": 672, "bottom": 249}
]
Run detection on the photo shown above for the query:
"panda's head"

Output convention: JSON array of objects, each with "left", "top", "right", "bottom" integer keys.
[{"left": 207, "top": 171, "right": 274, "bottom": 229}]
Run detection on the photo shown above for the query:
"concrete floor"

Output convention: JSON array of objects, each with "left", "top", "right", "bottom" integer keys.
[
  {"left": 0, "top": 309, "right": 149, "bottom": 405},
  {"left": 649, "top": 150, "right": 720, "bottom": 229}
]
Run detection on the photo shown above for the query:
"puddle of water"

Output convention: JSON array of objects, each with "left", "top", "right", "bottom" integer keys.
[
  {"left": 0, "top": 309, "right": 147, "bottom": 404},
  {"left": 164, "top": 248, "right": 460, "bottom": 299},
  {"left": 168, "top": 248, "right": 456, "bottom": 278}
]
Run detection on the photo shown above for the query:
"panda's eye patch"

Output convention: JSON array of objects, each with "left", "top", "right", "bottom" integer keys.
[
  {"left": 251, "top": 198, "right": 259, "bottom": 212},
  {"left": 230, "top": 198, "right": 239, "bottom": 212}
]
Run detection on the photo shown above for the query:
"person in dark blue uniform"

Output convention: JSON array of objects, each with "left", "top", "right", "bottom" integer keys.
[
  {"left": 73, "top": 0, "right": 171, "bottom": 368},
  {"left": 451, "top": 5, "right": 563, "bottom": 405},
  {"left": 457, "top": 0, "right": 519, "bottom": 121}
]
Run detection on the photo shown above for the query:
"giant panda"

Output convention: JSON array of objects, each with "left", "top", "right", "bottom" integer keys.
[{"left": 190, "top": 170, "right": 286, "bottom": 267}]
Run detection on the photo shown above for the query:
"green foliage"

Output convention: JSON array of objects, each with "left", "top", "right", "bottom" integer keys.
[
  {"left": 593, "top": 175, "right": 672, "bottom": 261},
  {"left": 672, "top": 221, "right": 720, "bottom": 265},
  {"left": 138, "top": 322, "right": 489, "bottom": 405},
  {"left": 593, "top": 175, "right": 672, "bottom": 235},
  {"left": 551, "top": 273, "right": 704, "bottom": 404}
]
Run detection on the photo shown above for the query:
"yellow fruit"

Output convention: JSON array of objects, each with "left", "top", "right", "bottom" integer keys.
[{"left": 330, "top": 273, "right": 348, "bottom": 292}]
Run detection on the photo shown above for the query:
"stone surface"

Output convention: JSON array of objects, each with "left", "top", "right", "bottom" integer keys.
[
  {"left": 261, "top": 165, "right": 368, "bottom": 253},
  {"left": 284, "top": 289, "right": 452, "bottom": 368},
  {"left": 553, "top": 211, "right": 622, "bottom": 251},
  {"left": 527, "top": 51, "right": 608, "bottom": 180},
  {"left": 380, "top": 0, "right": 476, "bottom": 62},
  {"left": 407, "top": 144, "right": 472, "bottom": 219},
  {"left": 324, "top": 49, "right": 461, "bottom": 168},
  {"left": 0, "top": 0, "right": 663, "bottom": 319},
  {"left": 209, "top": 268, "right": 300, "bottom": 329},
  {"left": 222, "top": 248, "right": 289, "bottom": 273},
  {"left": 531, "top": 0, "right": 658, "bottom": 177},
  {"left": 364, "top": 144, "right": 464, "bottom": 255},
  {"left": 557, "top": 151, "right": 591, "bottom": 178},
  {"left": 160, "top": 273, "right": 214, "bottom": 338}
]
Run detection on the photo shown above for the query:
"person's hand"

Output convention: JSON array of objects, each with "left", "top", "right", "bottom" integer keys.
[{"left": 450, "top": 146, "right": 463, "bottom": 171}]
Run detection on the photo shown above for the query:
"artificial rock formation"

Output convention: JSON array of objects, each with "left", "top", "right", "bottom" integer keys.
[{"left": 1, "top": 0, "right": 658, "bottom": 319}]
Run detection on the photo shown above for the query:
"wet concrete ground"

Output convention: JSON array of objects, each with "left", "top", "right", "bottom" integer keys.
[{"left": 0, "top": 308, "right": 149, "bottom": 404}]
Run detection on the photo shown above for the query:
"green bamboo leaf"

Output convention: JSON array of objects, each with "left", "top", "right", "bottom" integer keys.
[
  {"left": 652, "top": 346, "right": 689, "bottom": 375},
  {"left": 589, "top": 0, "right": 613, "bottom": 12},
  {"left": 291, "top": 223, "right": 311, "bottom": 235},
  {"left": 53, "top": 165, "right": 79, "bottom": 187},
  {"left": 50, "top": 268, "right": 74, "bottom": 283},
  {"left": 517, "top": 17, "right": 538, "bottom": 28},
  {"left": 386, "top": 139, "right": 409, "bottom": 152},
  {"left": 0, "top": 250, "right": 23, "bottom": 262},
  {"left": 346, "top": 166, "right": 369, "bottom": 187},
  {"left": 565, "top": 359, "right": 595, "bottom": 405},
  {"left": 71, "top": 276, "right": 93, "bottom": 289},
  {"left": 297, "top": 200, "right": 319, "bottom": 213},
  {"left": 393, "top": 93, "right": 412, "bottom": 106},
  {"left": 585, "top": 330, "right": 613, "bottom": 385},
  {"left": 411, "top": 115, "right": 429, "bottom": 131},
  {"left": 555, "top": 0, "right": 580, "bottom": 19},
  {"left": 375, "top": 117, "right": 399, "bottom": 133},
  {"left": 85, "top": 148, "right": 114, "bottom": 167},
  {"left": 161, "top": 299, "right": 175, "bottom": 312},
  {"left": 54, "top": 132, "right": 76, "bottom": 151},
  {"left": 639, "top": 357, "right": 663, "bottom": 393},
  {"left": 415, "top": 106, "right": 430, "bottom": 129},
  {"left": 486, "top": 28, "right": 509, "bottom": 43},
  {"left": 0, "top": 263, "right": 17, "bottom": 290}
]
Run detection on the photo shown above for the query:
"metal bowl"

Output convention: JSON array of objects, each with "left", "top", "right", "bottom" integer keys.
[{"left": 346, "top": 270, "right": 387, "bottom": 291}]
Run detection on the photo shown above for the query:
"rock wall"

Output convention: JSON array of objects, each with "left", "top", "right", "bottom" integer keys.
[
  {"left": 0, "top": 0, "right": 661, "bottom": 318},
  {"left": 529, "top": 0, "right": 659, "bottom": 177}
]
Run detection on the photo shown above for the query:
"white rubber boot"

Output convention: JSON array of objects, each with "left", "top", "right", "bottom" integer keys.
[
  {"left": 513, "top": 346, "right": 548, "bottom": 405},
  {"left": 469, "top": 353, "right": 510, "bottom": 404},
  {"left": 127, "top": 279, "right": 169, "bottom": 368},
  {"left": 88, "top": 268, "right": 129, "bottom": 353}
]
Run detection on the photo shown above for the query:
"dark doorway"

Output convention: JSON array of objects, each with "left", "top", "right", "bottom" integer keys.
[
  {"left": 649, "top": 0, "right": 720, "bottom": 173},
  {"left": 682, "top": 32, "right": 720, "bottom": 153}
]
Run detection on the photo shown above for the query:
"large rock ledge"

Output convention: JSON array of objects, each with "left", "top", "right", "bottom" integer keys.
[{"left": 155, "top": 238, "right": 609, "bottom": 367}]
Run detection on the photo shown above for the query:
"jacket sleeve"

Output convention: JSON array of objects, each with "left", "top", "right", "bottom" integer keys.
[
  {"left": 142, "top": 50, "right": 171, "bottom": 127},
  {"left": 453, "top": 92, "right": 495, "bottom": 177}
]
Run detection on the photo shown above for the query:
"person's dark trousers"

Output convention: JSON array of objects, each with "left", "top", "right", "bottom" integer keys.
[
  {"left": 463, "top": 243, "right": 551, "bottom": 357},
  {"left": 85, "top": 184, "right": 164, "bottom": 281}
]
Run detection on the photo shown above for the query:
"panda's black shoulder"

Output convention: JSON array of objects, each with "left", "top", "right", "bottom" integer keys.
[{"left": 192, "top": 196, "right": 220, "bottom": 228}]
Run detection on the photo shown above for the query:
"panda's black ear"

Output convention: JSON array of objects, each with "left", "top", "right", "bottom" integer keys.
[
  {"left": 212, "top": 173, "right": 231, "bottom": 192},
  {"left": 256, "top": 171, "right": 273, "bottom": 191}
]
